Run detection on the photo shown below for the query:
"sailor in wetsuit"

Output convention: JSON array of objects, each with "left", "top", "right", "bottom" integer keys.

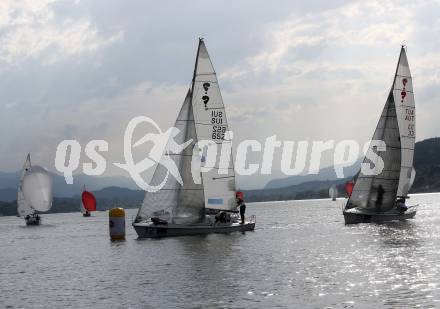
[
  {"left": 237, "top": 198, "right": 246, "bottom": 224},
  {"left": 375, "top": 184, "right": 385, "bottom": 210},
  {"left": 397, "top": 197, "right": 408, "bottom": 214}
]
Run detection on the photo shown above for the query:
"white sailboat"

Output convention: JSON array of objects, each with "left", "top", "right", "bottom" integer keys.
[
  {"left": 343, "top": 46, "right": 417, "bottom": 224},
  {"left": 133, "top": 38, "right": 255, "bottom": 237},
  {"left": 17, "top": 154, "right": 53, "bottom": 225},
  {"left": 329, "top": 185, "right": 338, "bottom": 201}
]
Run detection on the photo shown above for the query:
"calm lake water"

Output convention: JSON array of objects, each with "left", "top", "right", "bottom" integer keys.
[{"left": 2, "top": 193, "right": 440, "bottom": 308}]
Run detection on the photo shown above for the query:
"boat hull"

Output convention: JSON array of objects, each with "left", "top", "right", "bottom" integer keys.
[
  {"left": 343, "top": 206, "right": 417, "bottom": 224},
  {"left": 25, "top": 215, "right": 41, "bottom": 225},
  {"left": 133, "top": 218, "right": 256, "bottom": 238}
]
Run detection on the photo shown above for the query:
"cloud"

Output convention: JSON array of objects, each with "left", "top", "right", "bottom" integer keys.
[
  {"left": 0, "top": 0, "right": 440, "bottom": 189},
  {"left": 0, "top": 0, "right": 123, "bottom": 65}
]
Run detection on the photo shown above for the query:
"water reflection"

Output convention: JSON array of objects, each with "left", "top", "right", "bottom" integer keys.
[
  {"left": 2, "top": 196, "right": 440, "bottom": 308},
  {"left": 172, "top": 234, "right": 244, "bottom": 307}
]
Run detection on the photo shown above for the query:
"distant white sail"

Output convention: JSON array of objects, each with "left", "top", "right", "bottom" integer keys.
[
  {"left": 348, "top": 47, "right": 415, "bottom": 211},
  {"left": 21, "top": 160, "right": 53, "bottom": 213},
  {"left": 17, "top": 154, "right": 33, "bottom": 216},
  {"left": 329, "top": 185, "right": 338, "bottom": 200}
]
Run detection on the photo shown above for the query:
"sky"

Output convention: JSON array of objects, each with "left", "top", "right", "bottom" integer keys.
[{"left": 0, "top": 0, "right": 439, "bottom": 188}]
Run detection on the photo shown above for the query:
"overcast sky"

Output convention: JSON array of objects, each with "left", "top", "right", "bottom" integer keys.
[{"left": 1, "top": 0, "right": 439, "bottom": 188}]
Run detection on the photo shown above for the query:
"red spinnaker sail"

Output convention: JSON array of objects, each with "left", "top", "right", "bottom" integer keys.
[
  {"left": 82, "top": 191, "right": 97, "bottom": 211},
  {"left": 345, "top": 181, "right": 354, "bottom": 197}
]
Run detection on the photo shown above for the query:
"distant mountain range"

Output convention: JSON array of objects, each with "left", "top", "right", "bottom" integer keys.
[
  {"left": 264, "top": 160, "right": 361, "bottom": 189},
  {"left": 411, "top": 137, "right": 440, "bottom": 193},
  {"left": 0, "top": 171, "right": 139, "bottom": 202},
  {"left": 244, "top": 137, "right": 440, "bottom": 202},
  {"left": 0, "top": 138, "right": 439, "bottom": 215},
  {"left": 244, "top": 178, "right": 350, "bottom": 202},
  {"left": 0, "top": 186, "right": 144, "bottom": 217}
]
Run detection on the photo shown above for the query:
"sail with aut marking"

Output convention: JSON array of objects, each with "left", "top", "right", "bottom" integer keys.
[
  {"left": 347, "top": 47, "right": 415, "bottom": 212},
  {"left": 393, "top": 48, "right": 416, "bottom": 197}
]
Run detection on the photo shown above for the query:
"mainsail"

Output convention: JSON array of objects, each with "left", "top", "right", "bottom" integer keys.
[
  {"left": 137, "top": 39, "right": 236, "bottom": 223},
  {"left": 17, "top": 154, "right": 33, "bottom": 216},
  {"left": 17, "top": 154, "right": 53, "bottom": 214},
  {"left": 329, "top": 185, "right": 338, "bottom": 200},
  {"left": 192, "top": 39, "right": 236, "bottom": 212},
  {"left": 393, "top": 48, "right": 416, "bottom": 197},
  {"left": 347, "top": 47, "right": 415, "bottom": 212}
]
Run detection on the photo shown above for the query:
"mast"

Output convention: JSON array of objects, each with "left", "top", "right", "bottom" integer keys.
[
  {"left": 189, "top": 38, "right": 206, "bottom": 213},
  {"left": 190, "top": 38, "right": 203, "bottom": 97}
]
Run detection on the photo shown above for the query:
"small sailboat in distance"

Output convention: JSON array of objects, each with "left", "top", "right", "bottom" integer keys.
[
  {"left": 343, "top": 46, "right": 417, "bottom": 224},
  {"left": 80, "top": 185, "right": 97, "bottom": 217},
  {"left": 132, "top": 38, "right": 255, "bottom": 238},
  {"left": 329, "top": 184, "right": 338, "bottom": 201},
  {"left": 17, "top": 154, "right": 53, "bottom": 225}
]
